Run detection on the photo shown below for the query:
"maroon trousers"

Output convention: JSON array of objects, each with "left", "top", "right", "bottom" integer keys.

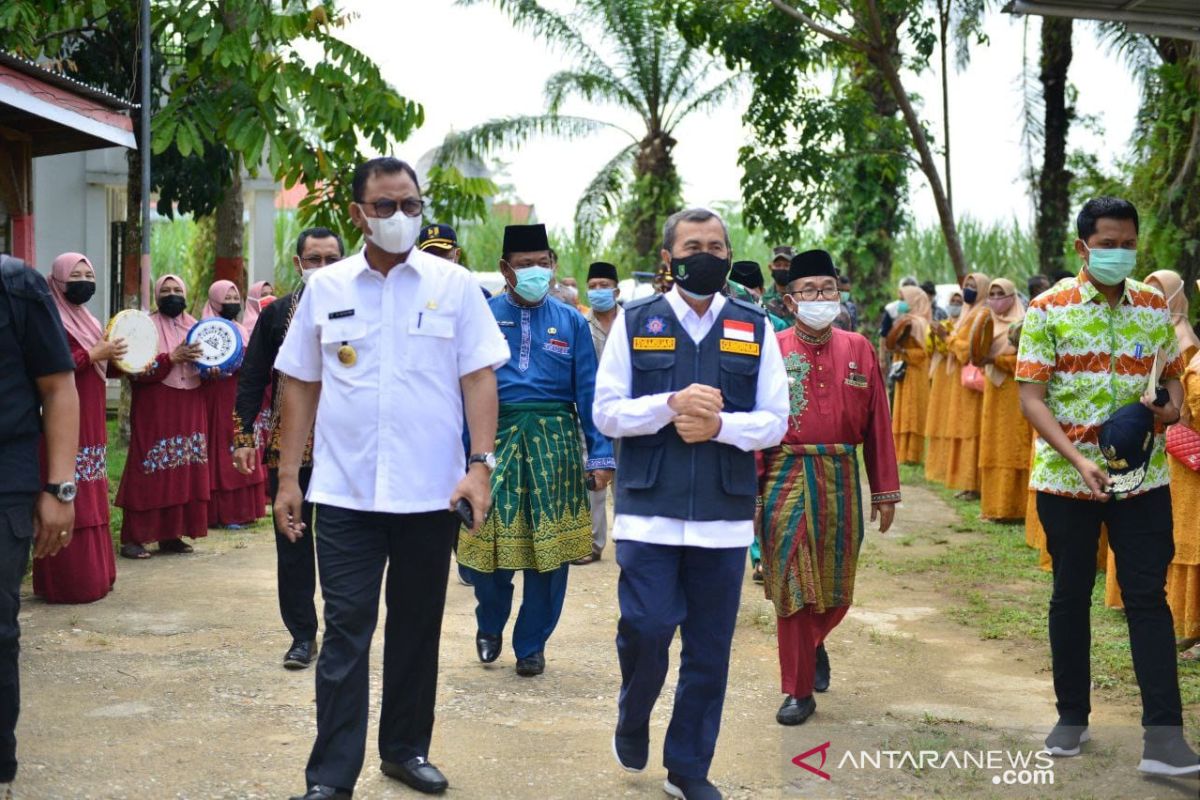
[{"left": 777, "top": 605, "right": 849, "bottom": 697}]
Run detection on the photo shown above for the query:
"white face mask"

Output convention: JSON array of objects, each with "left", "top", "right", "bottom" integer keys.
[
  {"left": 301, "top": 268, "right": 320, "bottom": 284},
  {"left": 793, "top": 300, "right": 841, "bottom": 330},
  {"left": 364, "top": 213, "right": 421, "bottom": 254}
]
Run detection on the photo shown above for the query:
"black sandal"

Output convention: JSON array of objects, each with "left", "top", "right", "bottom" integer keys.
[
  {"left": 157, "top": 538, "right": 194, "bottom": 554},
  {"left": 120, "top": 543, "right": 152, "bottom": 560}
]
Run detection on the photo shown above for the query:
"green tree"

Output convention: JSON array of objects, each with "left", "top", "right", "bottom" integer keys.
[
  {"left": 437, "top": 0, "right": 740, "bottom": 268},
  {"left": 0, "top": 1, "right": 494, "bottom": 294}
]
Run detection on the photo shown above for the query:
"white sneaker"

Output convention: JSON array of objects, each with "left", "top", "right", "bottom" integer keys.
[{"left": 1138, "top": 736, "right": 1200, "bottom": 776}]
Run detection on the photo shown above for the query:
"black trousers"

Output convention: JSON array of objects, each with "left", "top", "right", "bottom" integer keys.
[
  {"left": 0, "top": 499, "right": 33, "bottom": 784},
  {"left": 268, "top": 468, "right": 318, "bottom": 643},
  {"left": 304, "top": 504, "right": 456, "bottom": 792},
  {"left": 1037, "top": 487, "right": 1182, "bottom": 732}
]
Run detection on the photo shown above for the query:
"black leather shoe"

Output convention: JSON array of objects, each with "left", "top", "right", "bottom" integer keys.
[
  {"left": 612, "top": 730, "right": 648, "bottom": 773},
  {"left": 284, "top": 639, "right": 317, "bottom": 670},
  {"left": 515, "top": 651, "right": 546, "bottom": 676},
  {"left": 814, "top": 643, "right": 830, "bottom": 693},
  {"left": 381, "top": 756, "right": 449, "bottom": 794},
  {"left": 290, "top": 785, "right": 351, "bottom": 800},
  {"left": 476, "top": 631, "right": 501, "bottom": 663},
  {"left": 776, "top": 694, "right": 816, "bottom": 726}
]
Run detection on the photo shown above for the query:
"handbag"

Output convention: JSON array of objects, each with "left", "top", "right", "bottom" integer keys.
[
  {"left": 1166, "top": 423, "right": 1200, "bottom": 472},
  {"left": 888, "top": 360, "right": 907, "bottom": 383},
  {"left": 960, "top": 363, "right": 985, "bottom": 393}
]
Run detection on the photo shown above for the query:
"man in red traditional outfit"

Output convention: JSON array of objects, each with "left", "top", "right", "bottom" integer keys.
[{"left": 757, "top": 249, "right": 901, "bottom": 726}]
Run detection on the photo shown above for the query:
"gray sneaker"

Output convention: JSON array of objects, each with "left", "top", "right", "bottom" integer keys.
[
  {"left": 1139, "top": 736, "right": 1200, "bottom": 776},
  {"left": 1042, "top": 723, "right": 1090, "bottom": 757}
]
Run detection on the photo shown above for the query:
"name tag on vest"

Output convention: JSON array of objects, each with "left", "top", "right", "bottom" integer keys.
[
  {"left": 633, "top": 336, "right": 676, "bottom": 351},
  {"left": 720, "top": 339, "right": 760, "bottom": 357}
]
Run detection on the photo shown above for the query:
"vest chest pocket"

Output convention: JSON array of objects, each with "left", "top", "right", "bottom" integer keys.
[
  {"left": 631, "top": 350, "right": 676, "bottom": 396},
  {"left": 719, "top": 353, "right": 758, "bottom": 412}
]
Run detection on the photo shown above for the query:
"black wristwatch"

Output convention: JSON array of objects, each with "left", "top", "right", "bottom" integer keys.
[
  {"left": 468, "top": 452, "right": 497, "bottom": 472},
  {"left": 44, "top": 481, "right": 78, "bottom": 503}
]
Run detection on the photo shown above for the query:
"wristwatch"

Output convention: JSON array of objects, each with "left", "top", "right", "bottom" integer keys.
[
  {"left": 44, "top": 481, "right": 78, "bottom": 503},
  {"left": 468, "top": 452, "right": 497, "bottom": 472}
]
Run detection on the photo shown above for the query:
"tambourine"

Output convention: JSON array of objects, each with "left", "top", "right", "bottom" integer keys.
[
  {"left": 968, "top": 310, "right": 995, "bottom": 366},
  {"left": 186, "top": 318, "right": 244, "bottom": 377},
  {"left": 104, "top": 309, "right": 158, "bottom": 374}
]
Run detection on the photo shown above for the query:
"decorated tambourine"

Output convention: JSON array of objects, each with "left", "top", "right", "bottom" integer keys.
[
  {"left": 967, "top": 310, "right": 995, "bottom": 366},
  {"left": 186, "top": 318, "right": 244, "bottom": 377},
  {"left": 104, "top": 309, "right": 158, "bottom": 374}
]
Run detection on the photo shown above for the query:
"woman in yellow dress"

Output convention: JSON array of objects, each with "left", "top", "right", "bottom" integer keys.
[
  {"left": 923, "top": 291, "right": 962, "bottom": 484},
  {"left": 977, "top": 278, "right": 1030, "bottom": 522},
  {"left": 1143, "top": 271, "right": 1200, "bottom": 658},
  {"left": 944, "top": 273, "right": 990, "bottom": 497},
  {"left": 889, "top": 284, "right": 933, "bottom": 465}
]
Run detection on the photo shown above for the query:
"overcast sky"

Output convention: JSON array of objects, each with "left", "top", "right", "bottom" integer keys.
[{"left": 336, "top": 0, "right": 1141, "bottom": 235}]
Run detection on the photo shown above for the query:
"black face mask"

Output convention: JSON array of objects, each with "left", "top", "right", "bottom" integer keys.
[
  {"left": 158, "top": 294, "right": 187, "bottom": 318},
  {"left": 219, "top": 303, "right": 242, "bottom": 320},
  {"left": 771, "top": 268, "right": 790, "bottom": 287},
  {"left": 671, "top": 253, "right": 731, "bottom": 298},
  {"left": 962, "top": 287, "right": 978, "bottom": 305},
  {"left": 64, "top": 281, "right": 96, "bottom": 305}
]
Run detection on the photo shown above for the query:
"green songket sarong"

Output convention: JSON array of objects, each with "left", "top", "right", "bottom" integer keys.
[
  {"left": 458, "top": 402, "right": 593, "bottom": 573},
  {"left": 758, "top": 443, "right": 866, "bottom": 616}
]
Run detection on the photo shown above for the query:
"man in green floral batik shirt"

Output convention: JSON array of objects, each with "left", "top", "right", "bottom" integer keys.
[{"left": 1016, "top": 196, "right": 1197, "bottom": 777}]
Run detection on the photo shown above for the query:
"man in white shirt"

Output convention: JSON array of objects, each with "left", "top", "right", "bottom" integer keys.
[
  {"left": 594, "top": 208, "right": 788, "bottom": 800},
  {"left": 274, "top": 157, "right": 510, "bottom": 800}
]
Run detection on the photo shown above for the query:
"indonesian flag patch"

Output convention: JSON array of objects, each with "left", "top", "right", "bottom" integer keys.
[{"left": 723, "top": 319, "right": 755, "bottom": 342}]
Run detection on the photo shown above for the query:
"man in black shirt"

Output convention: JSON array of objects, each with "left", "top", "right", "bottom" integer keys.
[
  {"left": 234, "top": 229, "right": 344, "bottom": 670},
  {"left": 0, "top": 255, "right": 79, "bottom": 798}
]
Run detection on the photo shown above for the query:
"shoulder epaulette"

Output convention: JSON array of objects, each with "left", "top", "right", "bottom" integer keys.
[
  {"left": 622, "top": 294, "right": 665, "bottom": 311},
  {"left": 727, "top": 296, "right": 768, "bottom": 316}
]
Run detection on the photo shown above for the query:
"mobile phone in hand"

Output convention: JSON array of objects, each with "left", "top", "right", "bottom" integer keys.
[{"left": 454, "top": 498, "right": 474, "bottom": 528}]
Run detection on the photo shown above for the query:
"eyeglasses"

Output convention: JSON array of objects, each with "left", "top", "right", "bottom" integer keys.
[
  {"left": 299, "top": 255, "right": 342, "bottom": 267},
  {"left": 359, "top": 197, "right": 426, "bottom": 219},
  {"left": 504, "top": 260, "right": 554, "bottom": 270},
  {"left": 789, "top": 288, "right": 841, "bottom": 301}
]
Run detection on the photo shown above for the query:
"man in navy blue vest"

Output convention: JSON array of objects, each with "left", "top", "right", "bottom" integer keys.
[{"left": 594, "top": 209, "right": 789, "bottom": 800}]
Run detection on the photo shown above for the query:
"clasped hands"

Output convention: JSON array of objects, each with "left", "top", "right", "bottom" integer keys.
[{"left": 668, "top": 383, "right": 724, "bottom": 444}]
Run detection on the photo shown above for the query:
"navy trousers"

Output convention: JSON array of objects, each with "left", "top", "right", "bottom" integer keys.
[
  {"left": 268, "top": 468, "right": 317, "bottom": 644},
  {"left": 471, "top": 564, "right": 569, "bottom": 658},
  {"left": 0, "top": 499, "right": 33, "bottom": 784},
  {"left": 614, "top": 540, "right": 745, "bottom": 779},
  {"left": 304, "top": 505, "right": 456, "bottom": 792}
]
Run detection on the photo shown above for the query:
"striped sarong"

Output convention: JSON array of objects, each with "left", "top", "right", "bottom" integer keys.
[
  {"left": 759, "top": 443, "right": 865, "bottom": 616},
  {"left": 458, "top": 402, "right": 592, "bottom": 573}
]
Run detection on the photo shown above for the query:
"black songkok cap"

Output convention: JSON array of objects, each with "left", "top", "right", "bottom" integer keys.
[
  {"left": 730, "top": 260, "right": 764, "bottom": 290},
  {"left": 587, "top": 261, "right": 619, "bottom": 283},
  {"left": 787, "top": 249, "right": 838, "bottom": 283},
  {"left": 502, "top": 223, "right": 550, "bottom": 255}
]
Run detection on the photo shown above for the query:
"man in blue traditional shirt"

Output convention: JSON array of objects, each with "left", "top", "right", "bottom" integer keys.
[{"left": 458, "top": 223, "right": 616, "bottom": 677}]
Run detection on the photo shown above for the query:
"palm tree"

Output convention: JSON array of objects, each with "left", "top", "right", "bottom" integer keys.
[{"left": 436, "top": 0, "right": 740, "bottom": 264}]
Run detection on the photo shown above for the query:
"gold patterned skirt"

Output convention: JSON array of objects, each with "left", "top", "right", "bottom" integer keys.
[{"left": 458, "top": 402, "right": 592, "bottom": 573}]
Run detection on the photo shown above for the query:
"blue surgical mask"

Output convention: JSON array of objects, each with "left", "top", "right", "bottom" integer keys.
[
  {"left": 839, "top": 291, "right": 851, "bottom": 303},
  {"left": 897, "top": 300, "right": 910, "bottom": 314},
  {"left": 587, "top": 288, "right": 617, "bottom": 311},
  {"left": 511, "top": 266, "right": 553, "bottom": 303},
  {"left": 1085, "top": 245, "right": 1137, "bottom": 286}
]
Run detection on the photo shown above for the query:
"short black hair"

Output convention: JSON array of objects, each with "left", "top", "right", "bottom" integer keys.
[
  {"left": 1076, "top": 196, "right": 1139, "bottom": 241},
  {"left": 351, "top": 157, "right": 421, "bottom": 203},
  {"left": 296, "top": 227, "right": 345, "bottom": 258}
]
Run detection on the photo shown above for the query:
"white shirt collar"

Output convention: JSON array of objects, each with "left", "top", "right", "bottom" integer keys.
[{"left": 665, "top": 285, "right": 726, "bottom": 324}]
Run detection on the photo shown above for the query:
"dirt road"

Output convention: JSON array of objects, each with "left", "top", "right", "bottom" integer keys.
[{"left": 14, "top": 482, "right": 1200, "bottom": 799}]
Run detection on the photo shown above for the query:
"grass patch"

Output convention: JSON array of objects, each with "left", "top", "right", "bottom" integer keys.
[
  {"left": 885, "top": 464, "right": 1200, "bottom": 710},
  {"left": 106, "top": 418, "right": 127, "bottom": 544}
]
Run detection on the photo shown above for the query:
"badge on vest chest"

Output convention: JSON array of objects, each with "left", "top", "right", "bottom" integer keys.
[
  {"left": 633, "top": 337, "right": 676, "bottom": 351},
  {"left": 719, "top": 339, "right": 760, "bottom": 357}
]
